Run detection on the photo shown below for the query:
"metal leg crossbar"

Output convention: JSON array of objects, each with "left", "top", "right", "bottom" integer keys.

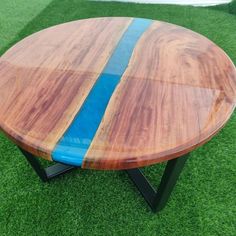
[
  {"left": 20, "top": 147, "right": 188, "bottom": 212},
  {"left": 126, "top": 154, "right": 188, "bottom": 212},
  {"left": 19, "top": 148, "right": 76, "bottom": 182}
]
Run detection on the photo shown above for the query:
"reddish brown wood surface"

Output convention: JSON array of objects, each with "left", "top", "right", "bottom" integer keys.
[
  {"left": 83, "top": 21, "right": 236, "bottom": 169},
  {"left": 0, "top": 18, "right": 235, "bottom": 169},
  {"left": 0, "top": 18, "right": 131, "bottom": 159}
]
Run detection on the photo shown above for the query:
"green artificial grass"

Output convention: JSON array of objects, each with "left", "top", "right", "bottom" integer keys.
[
  {"left": 0, "top": 0, "right": 235, "bottom": 235},
  {"left": 229, "top": 0, "right": 236, "bottom": 14},
  {"left": 0, "top": 0, "right": 52, "bottom": 52}
]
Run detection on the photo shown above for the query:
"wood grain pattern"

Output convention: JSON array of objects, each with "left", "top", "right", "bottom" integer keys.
[
  {"left": 0, "top": 18, "right": 132, "bottom": 159},
  {"left": 82, "top": 20, "right": 236, "bottom": 169},
  {"left": 0, "top": 17, "right": 235, "bottom": 169}
]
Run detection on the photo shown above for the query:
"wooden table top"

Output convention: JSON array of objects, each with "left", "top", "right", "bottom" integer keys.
[{"left": 0, "top": 17, "right": 235, "bottom": 170}]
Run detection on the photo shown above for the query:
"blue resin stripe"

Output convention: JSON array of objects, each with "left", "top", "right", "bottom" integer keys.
[{"left": 52, "top": 18, "right": 152, "bottom": 166}]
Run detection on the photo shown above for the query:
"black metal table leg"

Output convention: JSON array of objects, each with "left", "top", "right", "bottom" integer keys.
[
  {"left": 19, "top": 148, "right": 77, "bottom": 182},
  {"left": 126, "top": 154, "right": 189, "bottom": 212},
  {"left": 20, "top": 146, "right": 188, "bottom": 212}
]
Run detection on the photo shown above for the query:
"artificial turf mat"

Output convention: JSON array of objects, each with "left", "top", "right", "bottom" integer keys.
[{"left": 0, "top": 0, "right": 235, "bottom": 235}]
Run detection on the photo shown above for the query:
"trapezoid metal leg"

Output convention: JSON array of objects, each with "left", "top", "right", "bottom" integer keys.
[
  {"left": 19, "top": 148, "right": 77, "bottom": 182},
  {"left": 126, "top": 154, "right": 189, "bottom": 212}
]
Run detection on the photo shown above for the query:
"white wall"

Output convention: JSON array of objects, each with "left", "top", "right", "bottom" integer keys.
[{"left": 95, "top": 0, "right": 231, "bottom": 6}]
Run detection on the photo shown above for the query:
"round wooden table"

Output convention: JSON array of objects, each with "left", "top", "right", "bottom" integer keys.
[{"left": 0, "top": 17, "right": 235, "bottom": 212}]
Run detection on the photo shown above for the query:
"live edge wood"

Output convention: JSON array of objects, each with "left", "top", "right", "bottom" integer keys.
[{"left": 0, "top": 17, "right": 235, "bottom": 170}]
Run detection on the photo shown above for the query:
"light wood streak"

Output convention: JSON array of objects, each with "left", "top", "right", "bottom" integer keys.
[
  {"left": 0, "top": 18, "right": 132, "bottom": 158},
  {"left": 0, "top": 18, "right": 235, "bottom": 169},
  {"left": 83, "top": 21, "right": 236, "bottom": 169}
]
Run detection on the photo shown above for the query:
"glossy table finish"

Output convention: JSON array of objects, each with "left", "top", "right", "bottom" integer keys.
[{"left": 0, "top": 17, "right": 236, "bottom": 170}]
